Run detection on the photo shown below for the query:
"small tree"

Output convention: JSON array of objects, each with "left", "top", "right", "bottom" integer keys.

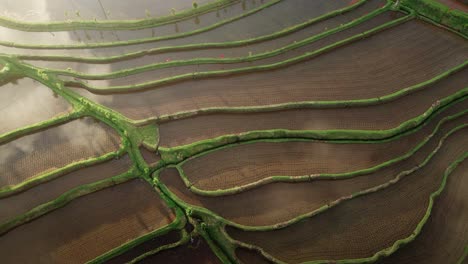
[{"left": 192, "top": 2, "right": 198, "bottom": 8}]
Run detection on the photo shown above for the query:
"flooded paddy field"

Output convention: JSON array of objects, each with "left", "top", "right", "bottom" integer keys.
[
  {"left": 0, "top": 0, "right": 466, "bottom": 262},
  {"left": 27, "top": 0, "right": 386, "bottom": 75},
  {"left": 226, "top": 128, "right": 467, "bottom": 263},
  {"left": 66, "top": 9, "right": 401, "bottom": 88},
  {"left": 69, "top": 18, "right": 467, "bottom": 121},
  {"left": 0, "top": 117, "right": 121, "bottom": 187},
  {"left": 180, "top": 106, "right": 467, "bottom": 191},
  {"left": 0, "top": 179, "right": 175, "bottom": 263},
  {"left": 137, "top": 235, "right": 222, "bottom": 264},
  {"left": 159, "top": 68, "right": 467, "bottom": 147},
  {"left": 160, "top": 114, "right": 468, "bottom": 226},
  {"left": 0, "top": 155, "right": 132, "bottom": 223},
  {"left": 378, "top": 161, "right": 468, "bottom": 264},
  {"left": 0, "top": 78, "right": 70, "bottom": 135}
]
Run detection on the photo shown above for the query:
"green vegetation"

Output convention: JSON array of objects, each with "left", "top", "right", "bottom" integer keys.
[
  {"left": 173, "top": 110, "right": 468, "bottom": 196},
  {"left": 64, "top": 14, "right": 413, "bottom": 93},
  {"left": 0, "top": 0, "right": 280, "bottom": 49},
  {"left": 0, "top": 0, "right": 240, "bottom": 31},
  {"left": 13, "top": 0, "right": 368, "bottom": 62},
  {"left": 0, "top": 169, "right": 137, "bottom": 235},
  {"left": 0, "top": 0, "right": 466, "bottom": 263},
  {"left": 47, "top": 1, "right": 392, "bottom": 81},
  {"left": 399, "top": 0, "right": 468, "bottom": 35}
]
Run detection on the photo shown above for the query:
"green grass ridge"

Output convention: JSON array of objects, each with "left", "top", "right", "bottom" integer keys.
[{"left": 0, "top": 0, "right": 465, "bottom": 262}]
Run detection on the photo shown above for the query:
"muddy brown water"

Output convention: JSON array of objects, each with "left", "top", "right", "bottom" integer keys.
[
  {"left": 138, "top": 235, "right": 221, "bottom": 264},
  {"left": 0, "top": 78, "right": 70, "bottom": 135},
  {"left": 158, "top": 67, "right": 467, "bottom": 147},
  {"left": 180, "top": 100, "right": 468, "bottom": 191},
  {"left": 159, "top": 112, "right": 468, "bottom": 227},
  {"left": 0, "top": 178, "right": 175, "bottom": 264},
  {"left": 226, "top": 127, "right": 468, "bottom": 263},
  {"left": 0, "top": 117, "right": 121, "bottom": 187},
  {"left": 377, "top": 161, "right": 468, "bottom": 264},
  {"left": 70, "top": 19, "right": 468, "bottom": 120},
  {"left": 0, "top": 155, "right": 132, "bottom": 223}
]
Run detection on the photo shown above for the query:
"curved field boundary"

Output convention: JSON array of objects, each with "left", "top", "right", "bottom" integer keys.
[
  {"left": 152, "top": 61, "right": 466, "bottom": 123},
  {"left": 173, "top": 110, "right": 468, "bottom": 196},
  {"left": 224, "top": 151, "right": 468, "bottom": 264},
  {"left": 0, "top": 110, "right": 81, "bottom": 144},
  {"left": 414, "top": 9, "right": 468, "bottom": 40},
  {"left": 225, "top": 125, "right": 467, "bottom": 231},
  {"left": 2, "top": 59, "right": 163, "bottom": 183},
  {"left": 0, "top": 146, "right": 126, "bottom": 198},
  {"left": 0, "top": 0, "right": 241, "bottom": 32},
  {"left": 400, "top": 0, "right": 468, "bottom": 35},
  {"left": 47, "top": 3, "right": 391, "bottom": 80},
  {"left": 124, "top": 215, "right": 231, "bottom": 263},
  {"left": 155, "top": 143, "right": 468, "bottom": 263},
  {"left": 88, "top": 205, "right": 186, "bottom": 264},
  {"left": 0, "top": 1, "right": 464, "bottom": 261},
  {"left": 158, "top": 125, "right": 467, "bottom": 232},
  {"left": 14, "top": 0, "right": 371, "bottom": 63},
  {"left": 126, "top": 229, "right": 190, "bottom": 264},
  {"left": 65, "top": 12, "right": 413, "bottom": 93},
  {"left": 0, "top": 169, "right": 137, "bottom": 236},
  {"left": 0, "top": 0, "right": 281, "bottom": 49},
  {"left": 158, "top": 93, "right": 467, "bottom": 165}
]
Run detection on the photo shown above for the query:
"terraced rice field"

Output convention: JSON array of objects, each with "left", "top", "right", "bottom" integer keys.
[{"left": 0, "top": 0, "right": 466, "bottom": 263}]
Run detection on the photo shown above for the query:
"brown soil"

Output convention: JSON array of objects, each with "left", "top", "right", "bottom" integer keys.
[
  {"left": 0, "top": 155, "right": 132, "bottom": 223},
  {"left": 82, "top": 10, "right": 402, "bottom": 89},
  {"left": 180, "top": 100, "right": 468, "bottom": 191},
  {"left": 106, "top": 229, "right": 181, "bottom": 264},
  {"left": 68, "top": 1, "right": 391, "bottom": 86},
  {"left": 71, "top": 19, "right": 467, "bottom": 120},
  {"left": 0, "top": 179, "right": 175, "bottom": 264},
  {"left": 226, "top": 128, "right": 468, "bottom": 263},
  {"left": 159, "top": 112, "right": 468, "bottom": 227},
  {"left": 0, "top": 117, "right": 121, "bottom": 187},
  {"left": 159, "top": 67, "right": 467, "bottom": 147},
  {"left": 139, "top": 146, "right": 161, "bottom": 166},
  {"left": 377, "top": 161, "right": 468, "bottom": 264},
  {"left": 138, "top": 236, "right": 221, "bottom": 264}
]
